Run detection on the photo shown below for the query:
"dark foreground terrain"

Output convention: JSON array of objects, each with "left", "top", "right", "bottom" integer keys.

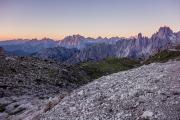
[{"left": 0, "top": 56, "right": 90, "bottom": 120}]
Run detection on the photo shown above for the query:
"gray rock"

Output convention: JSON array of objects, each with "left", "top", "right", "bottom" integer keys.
[
  {"left": 0, "top": 112, "right": 8, "bottom": 120},
  {"left": 39, "top": 61, "right": 180, "bottom": 120}
]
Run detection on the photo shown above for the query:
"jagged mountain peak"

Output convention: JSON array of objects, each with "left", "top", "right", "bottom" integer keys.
[
  {"left": 152, "top": 26, "right": 174, "bottom": 39},
  {"left": 158, "top": 26, "right": 173, "bottom": 34},
  {"left": 138, "top": 33, "right": 143, "bottom": 39},
  {"left": 64, "top": 34, "right": 85, "bottom": 40},
  {"left": 41, "top": 37, "right": 54, "bottom": 41},
  {"left": 59, "top": 35, "right": 85, "bottom": 48}
]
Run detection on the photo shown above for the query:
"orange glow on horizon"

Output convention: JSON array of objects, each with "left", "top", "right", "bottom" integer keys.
[
  {"left": 0, "top": 25, "right": 179, "bottom": 41},
  {"left": 0, "top": 32, "right": 153, "bottom": 41}
]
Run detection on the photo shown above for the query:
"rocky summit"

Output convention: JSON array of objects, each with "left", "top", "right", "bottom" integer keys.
[{"left": 40, "top": 61, "right": 180, "bottom": 120}]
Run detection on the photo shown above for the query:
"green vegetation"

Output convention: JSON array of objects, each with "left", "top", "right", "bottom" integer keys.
[
  {"left": 79, "top": 58, "right": 140, "bottom": 79},
  {"left": 79, "top": 50, "right": 180, "bottom": 80},
  {"left": 144, "top": 50, "right": 180, "bottom": 64}
]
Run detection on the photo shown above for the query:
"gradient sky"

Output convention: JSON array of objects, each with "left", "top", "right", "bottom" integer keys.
[{"left": 0, "top": 0, "right": 180, "bottom": 40}]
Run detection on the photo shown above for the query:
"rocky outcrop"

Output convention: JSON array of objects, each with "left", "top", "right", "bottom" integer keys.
[{"left": 40, "top": 61, "right": 180, "bottom": 120}]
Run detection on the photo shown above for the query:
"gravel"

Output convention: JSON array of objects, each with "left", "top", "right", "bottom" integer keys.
[{"left": 40, "top": 61, "right": 180, "bottom": 120}]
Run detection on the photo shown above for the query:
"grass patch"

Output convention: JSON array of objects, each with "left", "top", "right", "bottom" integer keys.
[
  {"left": 144, "top": 50, "right": 180, "bottom": 64},
  {"left": 79, "top": 57, "right": 140, "bottom": 79}
]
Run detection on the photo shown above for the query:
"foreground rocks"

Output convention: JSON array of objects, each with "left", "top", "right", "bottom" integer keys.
[
  {"left": 40, "top": 61, "right": 180, "bottom": 120},
  {"left": 0, "top": 56, "right": 90, "bottom": 120},
  {"left": 0, "top": 56, "right": 89, "bottom": 98},
  {"left": 0, "top": 95, "right": 63, "bottom": 120}
]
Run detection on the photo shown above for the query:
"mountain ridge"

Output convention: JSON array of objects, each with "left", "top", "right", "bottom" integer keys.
[{"left": 0, "top": 26, "right": 180, "bottom": 63}]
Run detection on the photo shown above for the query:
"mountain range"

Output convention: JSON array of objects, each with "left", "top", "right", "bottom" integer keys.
[
  {"left": 0, "top": 26, "right": 180, "bottom": 120},
  {"left": 0, "top": 26, "right": 180, "bottom": 63}
]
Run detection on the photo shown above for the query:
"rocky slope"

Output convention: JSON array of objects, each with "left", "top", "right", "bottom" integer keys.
[
  {"left": 0, "top": 56, "right": 90, "bottom": 98},
  {"left": 40, "top": 61, "right": 180, "bottom": 120},
  {"left": 0, "top": 56, "right": 90, "bottom": 120}
]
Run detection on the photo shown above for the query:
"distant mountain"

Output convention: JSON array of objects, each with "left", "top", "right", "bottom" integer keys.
[
  {"left": 58, "top": 34, "right": 118, "bottom": 49},
  {"left": 58, "top": 35, "right": 89, "bottom": 49},
  {"left": 34, "top": 47, "right": 79, "bottom": 62},
  {"left": 1, "top": 26, "right": 180, "bottom": 63},
  {"left": 0, "top": 38, "right": 58, "bottom": 56},
  {"left": 34, "top": 36, "right": 120, "bottom": 62},
  {"left": 67, "top": 27, "right": 180, "bottom": 63}
]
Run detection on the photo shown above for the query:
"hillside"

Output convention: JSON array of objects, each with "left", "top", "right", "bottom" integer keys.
[
  {"left": 144, "top": 50, "right": 180, "bottom": 64},
  {"left": 78, "top": 49, "right": 180, "bottom": 80},
  {"left": 144, "top": 44, "right": 180, "bottom": 64},
  {"left": 79, "top": 58, "right": 140, "bottom": 79},
  {"left": 40, "top": 61, "right": 180, "bottom": 120},
  {"left": 0, "top": 56, "right": 90, "bottom": 98},
  {"left": 0, "top": 56, "right": 90, "bottom": 120}
]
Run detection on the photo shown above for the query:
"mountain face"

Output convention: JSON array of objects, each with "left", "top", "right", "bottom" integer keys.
[
  {"left": 34, "top": 47, "right": 79, "bottom": 62},
  {"left": 58, "top": 35, "right": 117, "bottom": 49},
  {"left": 58, "top": 35, "right": 88, "bottom": 49},
  {"left": 67, "top": 27, "right": 180, "bottom": 63},
  {"left": 176, "top": 31, "right": 180, "bottom": 44}
]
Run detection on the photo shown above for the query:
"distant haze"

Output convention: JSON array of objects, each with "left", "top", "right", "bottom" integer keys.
[{"left": 0, "top": 0, "right": 180, "bottom": 40}]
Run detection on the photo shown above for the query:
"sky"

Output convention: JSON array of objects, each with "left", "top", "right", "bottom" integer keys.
[{"left": 0, "top": 0, "right": 180, "bottom": 40}]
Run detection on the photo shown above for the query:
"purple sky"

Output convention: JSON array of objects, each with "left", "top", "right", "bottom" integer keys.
[{"left": 0, "top": 0, "right": 180, "bottom": 40}]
